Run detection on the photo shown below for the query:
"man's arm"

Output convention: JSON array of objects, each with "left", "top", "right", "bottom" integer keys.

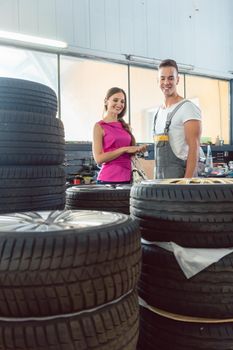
[{"left": 184, "top": 120, "right": 202, "bottom": 178}]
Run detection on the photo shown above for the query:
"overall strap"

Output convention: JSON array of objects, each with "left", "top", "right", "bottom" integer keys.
[
  {"left": 164, "top": 99, "right": 190, "bottom": 133},
  {"left": 153, "top": 99, "right": 191, "bottom": 135},
  {"left": 153, "top": 108, "right": 160, "bottom": 135}
]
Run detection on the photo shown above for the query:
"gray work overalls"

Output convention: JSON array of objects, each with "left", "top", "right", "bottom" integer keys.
[{"left": 153, "top": 100, "right": 189, "bottom": 179}]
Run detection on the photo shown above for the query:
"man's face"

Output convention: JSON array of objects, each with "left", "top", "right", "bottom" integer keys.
[{"left": 158, "top": 66, "right": 179, "bottom": 97}]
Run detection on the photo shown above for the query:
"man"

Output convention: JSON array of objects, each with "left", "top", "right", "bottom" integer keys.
[{"left": 153, "top": 59, "right": 202, "bottom": 179}]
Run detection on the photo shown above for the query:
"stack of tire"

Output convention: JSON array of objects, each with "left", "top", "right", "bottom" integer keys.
[
  {"left": 0, "top": 209, "right": 141, "bottom": 350},
  {"left": 130, "top": 178, "right": 233, "bottom": 349},
  {"left": 0, "top": 77, "right": 66, "bottom": 213},
  {"left": 66, "top": 184, "right": 131, "bottom": 214}
]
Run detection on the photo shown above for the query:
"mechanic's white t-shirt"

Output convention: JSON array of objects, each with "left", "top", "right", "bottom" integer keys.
[{"left": 154, "top": 100, "right": 202, "bottom": 160}]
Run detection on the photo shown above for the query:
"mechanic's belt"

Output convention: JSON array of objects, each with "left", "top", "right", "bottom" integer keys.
[{"left": 154, "top": 135, "right": 169, "bottom": 141}]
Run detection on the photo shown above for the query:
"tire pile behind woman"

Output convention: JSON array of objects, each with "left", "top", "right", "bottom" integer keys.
[
  {"left": 130, "top": 178, "right": 233, "bottom": 350},
  {"left": 66, "top": 184, "right": 131, "bottom": 214},
  {"left": 0, "top": 77, "right": 66, "bottom": 213},
  {"left": 0, "top": 209, "right": 141, "bottom": 350}
]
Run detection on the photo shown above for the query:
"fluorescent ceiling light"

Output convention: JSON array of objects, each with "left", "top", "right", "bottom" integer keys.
[
  {"left": 126, "top": 55, "right": 194, "bottom": 71},
  {"left": 127, "top": 54, "right": 161, "bottom": 66},
  {"left": 0, "top": 30, "right": 67, "bottom": 48},
  {"left": 178, "top": 63, "right": 194, "bottom": 71}
]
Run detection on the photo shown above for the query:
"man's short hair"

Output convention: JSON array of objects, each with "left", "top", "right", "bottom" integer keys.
[{"left": 159, "top": 59, "right": 178, "bottom": 73}]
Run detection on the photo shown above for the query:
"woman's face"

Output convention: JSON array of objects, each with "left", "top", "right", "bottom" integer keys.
[{"left": 106, "top": 92, "right": 125, "bottom": 116}]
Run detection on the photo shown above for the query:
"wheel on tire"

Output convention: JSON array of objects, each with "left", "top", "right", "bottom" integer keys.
[{"left": 0, "top": 210, "right": 141, "bottom": 317}]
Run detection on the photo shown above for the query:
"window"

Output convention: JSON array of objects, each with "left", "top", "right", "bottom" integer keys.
[
  {"left": 185, "top": 75, "right": 230, "bottom": 144},
  {"left": 0, "top": 45, "right": 57, "bottom": 94},
  {"left": 0, "top": 44, "right": 230, "bottom": 145},
  {"left": 60, "top": 56, "right": 128, "bottom": 141},
  {"left": 129, "top": 66, "right": 184, "bottom": 142}
]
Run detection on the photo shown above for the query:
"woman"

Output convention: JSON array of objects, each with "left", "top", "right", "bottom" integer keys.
[{"left": 92, "top": 87, "right": 147, "bottom": 184}]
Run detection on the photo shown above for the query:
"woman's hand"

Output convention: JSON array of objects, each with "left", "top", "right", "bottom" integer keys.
[
  {"left": 137, "top": 144, "right": 148, "bottom": 153},
  {"left": 124, "top": 146, "right": 144, "bottom": 154}
]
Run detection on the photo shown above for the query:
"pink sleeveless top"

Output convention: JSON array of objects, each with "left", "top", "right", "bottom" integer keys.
[{"left": 97, "top": 120, "right": 132, "bottom": 182}]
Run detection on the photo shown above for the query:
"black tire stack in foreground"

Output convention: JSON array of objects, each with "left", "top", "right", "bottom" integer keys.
[
  {"left": 66, "top": 184, "right": 131, "bottom": 214},
  {"left": 130, "top": 178, "right": 233, "bottom": 349},
  {"left": 0, "top": 210, "right": 141, "bottom": 350},
  {"left": 0, "top": 77, "right": 66, "bottom": 212}
]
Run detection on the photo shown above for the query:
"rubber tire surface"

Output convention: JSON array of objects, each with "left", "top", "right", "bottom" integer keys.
[
  {"left": 130, "top": 181, "right": 233, "bottom": 248},
  {"left": 66, "top": 185, "right": 131, "bottom": 214},
  {"left": 0, "top": 110, "right": 64, "bottom": 136},
  {"left": 139, "top": 244, "right": 233, "bottom": 318},
  {"left": 0, "top": 290, "right": 139, "bottom": 350},
  {"left": 0, "top": 210, "right": 141, "bottom": 317},
  {"left": 0, "top": 165, "right": 66, "bottom": 213},
  {"left": 138, "top": 306, "right": 233, "bottom": 350},
  {"left": 0, "top": 77, "right": 57, "bottom": 116},
  {"left": 0, "top": 110, "right": 65, "bottom": 165}
]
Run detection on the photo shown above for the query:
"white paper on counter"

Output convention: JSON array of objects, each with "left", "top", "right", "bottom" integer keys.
[{"left": 141, "top": 238, "right": 233, "bottom": 279}]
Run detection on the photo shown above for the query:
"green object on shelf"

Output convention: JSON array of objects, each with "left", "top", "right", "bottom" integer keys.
[{"left": 201, "top": 136, "right": 212, "bottom": 144}]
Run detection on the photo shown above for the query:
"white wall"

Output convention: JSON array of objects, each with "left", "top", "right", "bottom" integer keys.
[{"left": 0, "top": 0, "right": 232, "bottom": 78}]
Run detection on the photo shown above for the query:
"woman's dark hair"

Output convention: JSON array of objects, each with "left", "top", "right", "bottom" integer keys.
[
  {"left": 159, "top": 59, "right": 179, "bottom": 73},
  {"left": 104, "top": 87, "right": 135, "bottom": 145}
]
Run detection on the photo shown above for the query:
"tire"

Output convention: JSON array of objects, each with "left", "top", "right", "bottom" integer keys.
[
  {"left": 0, "top": 166, "right": 66, "bottom": 213},
  {"left": 0, "top": 145, "right": 65, "bottom": 165},
  {"left": 139, "top": 306, "right": 233, "bottom": 350},
  {"left": 0, "top": 290, "right": 139, "bottom": 350},
  {"left": 130, "top": 178, "right": 233, "bottom": 247},
  {"left": 139, "top": 244, "right": 233, "bottom": 318},
  {"left": 0, "top": 110, "right": 64, "bottom": 136},
  {"left": 66, "top": 184, "right": 131, "bottom": 214},
  {"left": 0, "top": 110, "right": 65, "bottom": 165},
  {"left": 0, "top": 165, "right": 65, "bottom": 184},
  {"left": 0, "top": 195, "right": 66, "bottom": 212},
  {"left": 0, "top": 210, "right": 141, "bottom": 317},
  {"left": 0, "top": 77, "right": 57, "bottom": 116}
]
